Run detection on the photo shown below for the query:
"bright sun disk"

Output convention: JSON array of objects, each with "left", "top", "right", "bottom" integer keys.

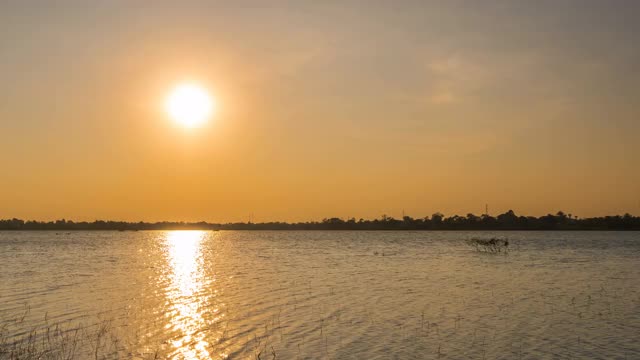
[{"left": 166, "top": 84, "right": 214, "bottom": 127}]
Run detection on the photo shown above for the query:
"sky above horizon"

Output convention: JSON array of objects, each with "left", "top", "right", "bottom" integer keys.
[{"left": 1, "top": 1, "right": 639, "bottom": 222}]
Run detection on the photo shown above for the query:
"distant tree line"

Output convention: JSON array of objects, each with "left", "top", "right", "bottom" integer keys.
[{"left": 1, "top": 211, "right": 639, "bottom": 230}]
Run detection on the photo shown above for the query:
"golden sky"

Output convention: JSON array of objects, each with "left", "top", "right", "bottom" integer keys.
[{"left": 1, "top": 1, "right": 639, "bottom": 222}]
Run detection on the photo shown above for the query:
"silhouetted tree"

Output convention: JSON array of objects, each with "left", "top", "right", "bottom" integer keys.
[{"left": 1, "top": 211, "right": 639, "bottom": 231}]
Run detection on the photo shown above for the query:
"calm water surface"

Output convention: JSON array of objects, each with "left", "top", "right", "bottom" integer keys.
[{"left": 1, "top": 231, "right": 639, "bottom": 359}]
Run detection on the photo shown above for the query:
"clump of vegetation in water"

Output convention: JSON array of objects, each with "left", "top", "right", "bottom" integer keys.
[{"left": 466, "top": 237, "right": 510, "bottom": 254}]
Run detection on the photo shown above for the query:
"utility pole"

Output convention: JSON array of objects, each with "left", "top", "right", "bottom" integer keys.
[{"left": 485, "top": 204, "right": 489, "bottom": 216}]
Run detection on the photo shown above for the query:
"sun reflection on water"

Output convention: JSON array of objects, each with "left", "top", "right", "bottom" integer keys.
[{"left": 164, "top": 230, "right": 211, "bottom": 359}]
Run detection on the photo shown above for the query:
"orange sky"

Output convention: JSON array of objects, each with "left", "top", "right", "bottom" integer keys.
[{"left": 1, "top": 2, "right": 639, "bottom": 222}]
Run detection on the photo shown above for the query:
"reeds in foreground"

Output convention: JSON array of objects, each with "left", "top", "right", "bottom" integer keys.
[{"left": 0, "top": 307, "right": 121, "bottom": 360}]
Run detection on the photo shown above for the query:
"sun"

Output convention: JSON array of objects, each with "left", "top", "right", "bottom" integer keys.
[{"left": 165, "top": 83, "right": 215, "bottom": 127}]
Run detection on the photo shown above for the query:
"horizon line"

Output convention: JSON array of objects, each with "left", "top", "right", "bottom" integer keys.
[
  {"left": 2, "top": 209, "right": 639, "bottom": 225},
  {"left": 2, "top": 211, "right": 639, "bottom": 231}
]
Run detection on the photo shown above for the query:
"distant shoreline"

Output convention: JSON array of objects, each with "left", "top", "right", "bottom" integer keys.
[
  {"left": 1, "top": 211, "right": 639, "bottom": 231},
  {"left": 1, "top": 229, "right": 639, "bottom": 232}
]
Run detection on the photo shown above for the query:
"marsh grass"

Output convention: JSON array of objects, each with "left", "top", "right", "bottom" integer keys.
[
  {"left": 465, "top": 237, "right": 510, "bottom": 254},
  {"left": 0, "top": 306, "right": 122, "bottom": 360}
]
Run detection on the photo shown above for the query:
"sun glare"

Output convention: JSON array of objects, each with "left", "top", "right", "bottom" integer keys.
[{"left": 166, "top": 84, "right": 214, "bottom": 128}]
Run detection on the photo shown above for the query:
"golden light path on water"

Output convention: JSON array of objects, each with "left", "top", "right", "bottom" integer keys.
[{"left": 164, "top": 230, "right": 214, "bottom": 359}]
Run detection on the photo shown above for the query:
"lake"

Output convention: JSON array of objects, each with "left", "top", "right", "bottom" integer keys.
[{"left": 1, "top": 231, "right": 639, "bottom": 359}]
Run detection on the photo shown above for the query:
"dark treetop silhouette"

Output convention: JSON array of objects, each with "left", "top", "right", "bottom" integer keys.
[{"left": 1, "top": 211, "right": 639, "bottom": 231}]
